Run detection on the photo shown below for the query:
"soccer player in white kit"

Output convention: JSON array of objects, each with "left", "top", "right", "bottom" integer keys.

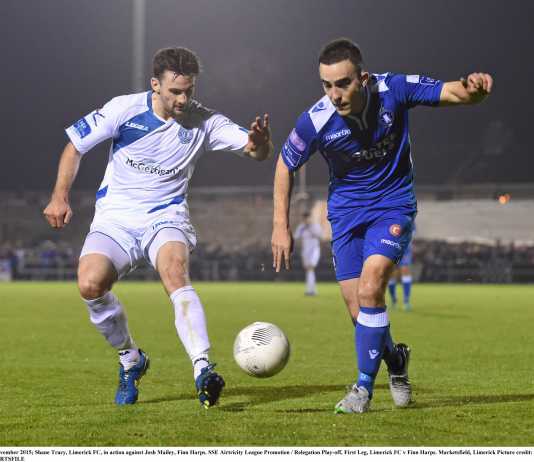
[
  {"left": 43, "top": 47, "right": 273, "bottom": 407},
  {"left": 294, "top": 212, "right": 322, "bottom": 295}
]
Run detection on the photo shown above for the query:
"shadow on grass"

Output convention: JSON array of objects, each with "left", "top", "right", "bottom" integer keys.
[
  {"left": 143, "top": 383, "right": 390, "bottom": 410},
  {"left": 407, "top": 393, "right": 534, "bottom": 410}
]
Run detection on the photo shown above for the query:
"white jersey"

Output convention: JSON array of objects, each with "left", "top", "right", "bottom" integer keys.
[
  {"left": 294, "top": 222, "right": 322, "bottom": 266},
  {"left": 66, "top": 91, "right": 248, "bottom": 226}
]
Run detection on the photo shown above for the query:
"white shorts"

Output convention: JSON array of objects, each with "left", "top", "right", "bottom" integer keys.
[
  {"left": 301, "top": 247, "right": 320, "bottom": 268},
  {"left": 80, "top": 204, "right": 197, "bottom": 278}
]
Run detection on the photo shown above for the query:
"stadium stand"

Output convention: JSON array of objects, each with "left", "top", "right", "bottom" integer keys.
[{"left": 1, "top": 185, "right": 533, "bottom": 283}]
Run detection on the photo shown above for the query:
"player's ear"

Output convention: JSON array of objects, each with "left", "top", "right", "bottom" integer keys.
[
  {"left": 360, "top": 71, "right": 370, "bottom": 87},
  {"left": 150, "top": 77, "right": 161, "bottom": 94}
]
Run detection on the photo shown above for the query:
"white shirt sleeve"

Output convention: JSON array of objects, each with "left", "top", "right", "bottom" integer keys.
[
  {"left": 204, "top": 113, "right": 249, "bottom": 154},
  {"left": 65, "top": 97, "right": 123, "bottom": 155}
]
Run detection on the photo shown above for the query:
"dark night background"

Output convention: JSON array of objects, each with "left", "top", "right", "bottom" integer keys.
[{"left": 1, "top": 0, "right": 533, "bottom": 193}]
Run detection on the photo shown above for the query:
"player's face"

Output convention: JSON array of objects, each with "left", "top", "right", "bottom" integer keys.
[
  {"left": 151, "top": 70, "right": 196, "bottom": 119},
  {"left": 319, "top": 60, "right": 368, "bottom": 116}
]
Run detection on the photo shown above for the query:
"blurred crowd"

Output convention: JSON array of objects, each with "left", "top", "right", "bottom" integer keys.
[
  {"left": 1, "top": 238, "right": 534, "bottom": 283},
  {"left": 0, "top": 240, "right": 77, "bottom": 280}
]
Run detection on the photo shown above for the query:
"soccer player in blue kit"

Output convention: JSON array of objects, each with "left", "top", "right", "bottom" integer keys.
[{"left": 271, "top": 38, "right": 493, "bottom": 413}]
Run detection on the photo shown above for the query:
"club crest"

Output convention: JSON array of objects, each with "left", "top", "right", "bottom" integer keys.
[
  {"left": 379, "top": 106, "right": 394, "bottom": 128},
  {"left": 178, "top": 126, "right": 193, "bottom": 144},
  {"left": 389, "top": 224, "right": 402, "bottom": 237}
]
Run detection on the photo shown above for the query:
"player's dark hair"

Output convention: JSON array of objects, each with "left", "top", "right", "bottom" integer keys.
[
  {"left": 153, "top": 47, "right": 201, "bottom": 79},
  {"left": 319, "top": 38, "right": 364, "bottom": 73}
]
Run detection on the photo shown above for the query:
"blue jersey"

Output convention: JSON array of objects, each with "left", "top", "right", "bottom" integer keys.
[{"left": 281, "top": 73, "right": 443, "bottom": 238}]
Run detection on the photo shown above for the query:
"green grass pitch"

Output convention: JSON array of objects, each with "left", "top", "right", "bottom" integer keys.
[{"left": 1, "top": 281, "right": 533, "bottom": 446}]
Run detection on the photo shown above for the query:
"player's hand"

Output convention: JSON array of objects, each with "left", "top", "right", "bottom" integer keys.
[
  {"left": 43, "top": 195, "right": 73, "bottom": 229},
  {"left": 460, "top": 72, "right": 493, "bottom": 103},
  {"left": 271, "top": 225, "right": 293, "bottom": 272},
  {"left": 245, "top": 114, "right": 270, "bottom": 151}
]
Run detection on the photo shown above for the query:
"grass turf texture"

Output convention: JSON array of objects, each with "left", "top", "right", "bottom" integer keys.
[{"left": 1, "top": 282, "right": 533, "bottom": 446}]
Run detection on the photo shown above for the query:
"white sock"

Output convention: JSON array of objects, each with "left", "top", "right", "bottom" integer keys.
[
  {"left": 118, "top": 348, "right": 141, "bottom": 371},
  {"left": 84, "top": 292, "right": 135, "bottom": 350},
  {"left": 306, "top": 269, "right": 316, "bottom": 293},
  {"left": 170, "top": 286, "right": 211, "bottom": 365},
  {"left": 192, "top": 353, "right": 210, "bottom": 380}
]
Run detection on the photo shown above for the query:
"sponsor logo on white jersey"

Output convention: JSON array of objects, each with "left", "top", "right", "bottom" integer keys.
[
  {"left": 125, "top": 121, "right": 149, "bottom": 131},
  {"left": 73, "top": 117, "right": 91, "bottom": 138},
  {"left": 125, "top": 157, "right": 178, "bottom": 176},
  {"left": 152, "top": 219, "right": 179, "bottom": 230}
]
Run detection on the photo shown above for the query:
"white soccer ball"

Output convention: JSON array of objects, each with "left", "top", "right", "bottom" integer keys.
[{"left": 233, "top": 322, "right": 290, "bottom": 378}]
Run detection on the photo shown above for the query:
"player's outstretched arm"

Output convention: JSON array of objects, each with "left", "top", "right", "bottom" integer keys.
[
  {"left": 271, "top": 156, "right": 294, "bottom": 272},
  {"left": 439, "top": 72, "right": 493, "bottom": 106},
  {"left": 43, "top": 142, "right": 81, "bottom": 229},
  {"left": 243, "top": 114, "right": 273, "bottom": 161}
]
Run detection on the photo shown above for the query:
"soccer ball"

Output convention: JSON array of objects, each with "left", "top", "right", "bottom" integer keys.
[{"left": 233, "top": 322, "right": 290, "bottom": 378}]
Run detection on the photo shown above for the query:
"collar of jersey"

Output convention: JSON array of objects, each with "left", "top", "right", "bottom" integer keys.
[
  {"left": 146, "top": 91, "right": 172, "bottom": 124},
  {"left": 346, "top": 86, "right": 370, "bottom": 129}
]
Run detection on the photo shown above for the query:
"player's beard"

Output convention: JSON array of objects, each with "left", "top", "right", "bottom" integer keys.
[
  {"left": 172, "top": 103, "right": 189, "bottom": 122},
  {"left": 335, "top": 103, "right": 351, "bottom": 115}
]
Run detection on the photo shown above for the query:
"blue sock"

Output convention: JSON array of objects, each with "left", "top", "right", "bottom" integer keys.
[
  {"left": 355, "top": 307, "right": 389, "bottom": 399},
  {"left": 401, "top": 275, "right": 412, "bottom": 304},
  {"left": 387, "top": 280, "right": 397, "bottom": 303}
]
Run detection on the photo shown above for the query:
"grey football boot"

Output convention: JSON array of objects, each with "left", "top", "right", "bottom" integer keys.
[
  {"left": 387, "top": 343, "right": 412, "bottom": 407},
  {"left": 334, "top": 384, "right": 371, "bottom": 414}
]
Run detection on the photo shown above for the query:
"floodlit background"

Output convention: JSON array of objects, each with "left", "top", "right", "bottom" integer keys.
[
  {"left": 1, "top": 1, "right": 534, "bottom": 448},
  {"left": 1, "top": 0, "right": 533, "bottom": 282}
]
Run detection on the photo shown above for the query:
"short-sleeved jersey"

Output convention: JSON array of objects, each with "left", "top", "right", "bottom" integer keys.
[
  {"left": 66, "top": 91, "right": 248, "bottom": 219},
  {"left": 281, "top": 73, "right": 443, "bottom": 237}
]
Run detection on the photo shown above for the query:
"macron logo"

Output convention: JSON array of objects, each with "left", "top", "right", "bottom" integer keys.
[
  {"left": 125, "top": 121, "right": 149, "bottom": 131},
  {"left": 381, "top": 239, "right": 401, "bottom": 250},
  {"left": 324, "top": 129, "right": 351, "bottom": 142},
  {"left": 369, "top": 349, "right": 380, "bottom": 359}
]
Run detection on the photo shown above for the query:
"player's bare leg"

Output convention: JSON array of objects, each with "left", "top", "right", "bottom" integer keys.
[
  {"left": 78, "top": 254, "right": 117, "bottom": 300},
  {"left": 339, "top": 277, "right": 360, "bottom": 321},
  {"left": 156, "top": 240, "right": 224, "bottom": 408},
  {"left": 358, "top": 255, "right": 396, "bottom": 307}
]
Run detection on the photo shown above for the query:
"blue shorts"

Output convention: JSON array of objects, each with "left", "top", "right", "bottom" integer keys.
[{"left": 331, "top": 210, "right": 416, "bottom": 281}]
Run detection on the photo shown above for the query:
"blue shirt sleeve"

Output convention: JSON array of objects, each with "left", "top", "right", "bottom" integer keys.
[
  {"left": 281, "top": 112, "right": 318, "bottom": 172},
  {"left": 388, "top": 74, "right": 444, "bottom": 109}
]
